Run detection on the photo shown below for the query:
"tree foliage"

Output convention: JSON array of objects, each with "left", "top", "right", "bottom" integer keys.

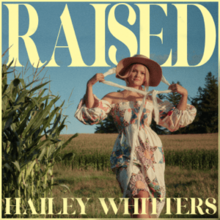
[
  {"left": 189, "top": 72, "right": 218, "bottom": 133},
  {"left": 95, "top": 115, "right": 118, "bottom": 133}
]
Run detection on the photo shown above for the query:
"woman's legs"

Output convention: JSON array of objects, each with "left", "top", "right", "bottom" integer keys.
[
  {"left": 129, "top": 190, "right": 152, "bottom": 218},
  {"left": 115, "top": 166, "right": 154, "bottom": 218}
]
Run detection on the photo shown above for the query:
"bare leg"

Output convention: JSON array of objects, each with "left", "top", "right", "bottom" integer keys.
[{"left": 129, "top": 191, "right": 152, "bottom": 218}]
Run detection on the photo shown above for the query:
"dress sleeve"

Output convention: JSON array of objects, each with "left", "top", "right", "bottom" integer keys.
[
  {"left": 153, "top": 99, "right": 197, "bottom": 132},
  {"left": 74, "top": 94, "right": 112, "bottom": 125}
]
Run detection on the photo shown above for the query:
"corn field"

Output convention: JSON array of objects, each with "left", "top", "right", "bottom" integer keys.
[
  {"left": 2, "top": 59, "right": 77, "bottom": 217},
  {"left": 2, "top": 55, "right": 218, "bottom": 218},
  {"left": 60, "top": 149, "right": 218, "bottom": 171}
]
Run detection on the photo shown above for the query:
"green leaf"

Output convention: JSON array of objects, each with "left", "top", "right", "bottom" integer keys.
[
  {"left": 12, "top": 161, "right": 20, "bottom": 172},
  {"left": 38, "top": 147, "right": 46, "bottom": 161},
  {"left": 3, "top": 115, "right": 13, "bottom": 131},
  {"left": 7, "top": 59, "right": 14, "bottom": 69},
  {"left": 60, "top": 133, "right": 78, "bottom": 150},
  {"left": 25, "top": 160, "right": 36, "bottom": 180},
  {"left": 58, "top": 184, "right": 71, "bottom": 193},
  {"left": 23, "top": 96, "right": 60, "bottom": 134},
  {"left": 4, "top": 163, "right": 13, "bottom": 171},
  {"left": 13, "top": 78, "right": 20, "bottom": 87},
  {"left": 28, "top": 81, "right": 49, "bottom": 95}
]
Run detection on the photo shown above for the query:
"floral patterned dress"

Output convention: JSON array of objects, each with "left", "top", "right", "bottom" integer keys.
[{"left": 74, "top": 94, "right": 196, "bottom": 217}]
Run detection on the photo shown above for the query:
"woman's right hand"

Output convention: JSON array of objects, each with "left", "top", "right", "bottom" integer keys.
[{"left": 87, "top": 73, "right": 105, "bottom": 87}]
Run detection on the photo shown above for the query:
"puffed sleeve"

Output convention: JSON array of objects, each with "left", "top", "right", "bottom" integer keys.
[
  {"left": 74, "top": 94, "right": 112, "bottom": 125},
  {"left": 153, "top": 99, "right": 197, "bottom": 132}
]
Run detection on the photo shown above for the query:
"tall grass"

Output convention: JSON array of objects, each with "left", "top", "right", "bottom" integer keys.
[
  {"left": 58, "top": 133, "right": 218, "bottom": 171},
  {"left": 49, "top": 134, "right": 218, "bottom": 218},
  {"left": 59, "top": 149, "right": 217, "bottom": 171},
  {"left": 165, "top": 149, "right": 218, "bottom": 170},
  {"left": 60, "top": 133, "right": 218, "bottom": 154},
  {"left": 48, "top": 165, "right": 218, "bottom": 218}
]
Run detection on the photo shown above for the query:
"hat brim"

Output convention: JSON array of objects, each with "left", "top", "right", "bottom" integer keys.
[{"left": 116, "top": 56, "right": 162, "bottom": 87}]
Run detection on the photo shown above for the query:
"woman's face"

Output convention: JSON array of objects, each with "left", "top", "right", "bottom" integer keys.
[{"left": 127, "top": 64, "right": 150, "bottom": 87}]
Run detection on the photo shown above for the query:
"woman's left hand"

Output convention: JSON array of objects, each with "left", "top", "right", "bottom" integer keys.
[{"left": 168, "top": 84, "right": 188, "bottom": 96}]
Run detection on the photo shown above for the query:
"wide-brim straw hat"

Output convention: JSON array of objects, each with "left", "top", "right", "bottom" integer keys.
[{"left": 116, "top": 54, "right": 162, "bottom": 87}]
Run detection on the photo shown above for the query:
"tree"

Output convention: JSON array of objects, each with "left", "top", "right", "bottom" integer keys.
[
  {"left": 189, "top": 72, "right": 218, "bottom": 133},
  {"left": 165, "top": 81, "right": 183, "bottom": 106},
  {"left": 95, "top": 115, "right": 118, "bottom": 133}
]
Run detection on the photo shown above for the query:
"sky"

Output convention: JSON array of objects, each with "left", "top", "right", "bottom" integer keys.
[{"left": 1, "top": 1, "right": 219, "bottom": 134}]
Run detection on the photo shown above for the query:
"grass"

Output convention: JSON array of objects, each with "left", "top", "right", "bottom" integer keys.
[
  {"left": 36, "top": 133, "right": 218, "bottom": 218},
  {"left": 60, "top": 133, "right": 218, "bottom": 155},
  {"left": 47, "top": 165, "right": 218, "bottom": 218},
  {"left": 47, "top": 166, "right": 125, "bottom": 218}
]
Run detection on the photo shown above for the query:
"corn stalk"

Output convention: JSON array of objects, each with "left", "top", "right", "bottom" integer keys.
[{"left": 2, "top": 59, "right": 78, "bottom": 217}]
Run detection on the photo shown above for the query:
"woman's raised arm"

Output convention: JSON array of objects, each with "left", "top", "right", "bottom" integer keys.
[
  {"left": 85, "top": 73, "right": 105, "bottom": 108},
  {"left": 168, "top": 83, "right": 188, "bottom": 110}
]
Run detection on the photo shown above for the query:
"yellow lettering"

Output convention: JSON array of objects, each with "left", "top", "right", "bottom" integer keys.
[
  {"left": 40, "top": 198, "right": 46, "bottom": 215},
  {"left": 136, "top": 4, "right": 167, "bottom": 61},
  {"left": 108, "top": 198, "right": 123, "bottom": 214},
  {"left": 4, "top": 4, "right": 45, "bottom": 68},
  {"left": 123, "top": 198, "right": 130, "bottom": 215},
  {"left": 173, "top": 4, "right": 216, "bottom": 67},
  {"left": 76, "top": 198, "right": 89, "bottom": 215},
  {"left": 190, "top": 4, "right": 216, "bottom": 66},
  {"left": 205, "top": 198, "right": 217, "bottom": 215},
  {"left": 172, "top": 4, "right": 188, "bottom": 67},
  {"left": 99, "top": 198, "right": 123, "bottom": 215},
  {"left": 5, "top": 198, "right": 21, "bottom": 215},
  {"left": 27, "top": 198, "right": 38, "bottom": 215},
  {"left": 151, "top": 198, "right": 157, "bottom": 215},
  {"left": 47, "top": 4, "right": 87, "bottom": 67},
  {"left": 173, "top": 198, "right": 190, "bottom": 215},
  {"left": 99, "top": 198, "right": 110, "bottom": 215},
  {"left": 108, "top": 3, "right": 137, "bottom": 65},
  {"left": 48, "top": 198, "right": 54, "bottom": 215},
  {"left": 190, "top": 198, "right": 204, "bottom": 215},
  {"left": 62, "top": 198, "right": 74, "bottom": 215},
  {"left": 165, "top": 198, "right": 171, "bottom": 214},
  {"left": 140, "top": 198, "right": 147, "bottom": 214},
  {"left": 90, "top": 4, "right": 110, "bottom": 67}
]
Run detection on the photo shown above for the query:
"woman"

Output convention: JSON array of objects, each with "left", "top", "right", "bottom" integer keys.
[{"left": 75, "top": 55, "right": 196, "bottom": 218}]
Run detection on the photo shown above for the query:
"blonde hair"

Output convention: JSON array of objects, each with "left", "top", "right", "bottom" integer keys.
[{"left": 124, "top": 64, "right": 150, "bottom": 88}]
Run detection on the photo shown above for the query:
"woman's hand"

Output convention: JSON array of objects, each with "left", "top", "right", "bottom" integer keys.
[
  {"left": 87, "top": 73, "right": 105, "bottom": 87},
  {"left": 168, "top": 84, "right": 188, "bottom": 96}
]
